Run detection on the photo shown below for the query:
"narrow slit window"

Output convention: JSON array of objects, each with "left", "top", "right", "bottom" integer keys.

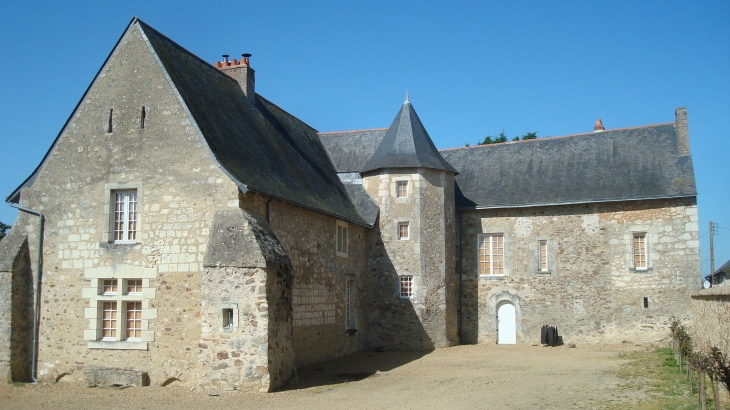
[
  {"left": 140, "top": 106, "right": 146, "bottom": 129},
  {"left": 643, "top": 297, "right": 649, "bottom": 308},
  {"left": 539, "top": 241, "right": 548, "bottom": 271},
  {"left": 107, "top": 109, "right": 113, "bottom": 133}
]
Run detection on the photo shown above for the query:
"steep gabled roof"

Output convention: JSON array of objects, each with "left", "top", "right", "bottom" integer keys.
[
  {"left": 440, "top": 123, "right": 697, "bottom": 209},
  {"left": 361, "top": 99, "right": 459, "bottom": 174},
  {"left": 7, "top": 18, "right": 374, "bottom": 227},
  {"left": 319, "top": 129, "right": 386, "bottom": 172}
]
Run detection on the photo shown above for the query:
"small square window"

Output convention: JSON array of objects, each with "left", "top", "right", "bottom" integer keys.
[
  {"left": 396, "top": 181, "right": 408, "bottom": 198},
  {"left": 222, "top": 308, "right": 234, "bottom": 328},
  {"left": 398, "top": 222, "right": 410, "bottom": 240},
  {"left": 102, "top": 279, "right": 118, "bottom": 295},
  {"left": 126, "top": 279, "right": 142, "bottom": 294},
  {"left": 399, "top": 276, "right": 413, "bottom": 299}
]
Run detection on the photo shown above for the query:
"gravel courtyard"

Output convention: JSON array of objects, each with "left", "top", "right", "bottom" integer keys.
[{"left": 1, "top": 343, "right": 650, "bottom": 410}]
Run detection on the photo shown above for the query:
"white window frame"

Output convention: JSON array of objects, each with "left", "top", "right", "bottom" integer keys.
[
  {"left": 478, "top": 234, "right": 505, "bottom": 276},
  {"left": 346, "top": 279, "right": 356, "bottom": 330},
  {"left": 538, "top": 240, "right": 548, "bottom": 272},
  {"left": 399, "top": 275, "right": 413, "bottom": 299},
  {"left": 633, "top": 232, "right": 647, "bottom": 271},
  {"left": 398, "top": 222, "right": 410, "bottom": 240},
  {"left": 396, "top": 181, "right": 408, "bottom": 198},
  {"left": 112, "top": 190, "right": 138, "bottom": 244},
  {"left": 336, "top": 220, "right": 349, "bottom": 257}
]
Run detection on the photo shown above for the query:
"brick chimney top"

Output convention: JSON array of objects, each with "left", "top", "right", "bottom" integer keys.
[
  {"left": 594, "top": 119, "right": 605, "bottom": 132},
  {"left": 214, "top": 54, "right": 255, "bottom": 103},
  {"left": 214, "top": 54, "right": 252, "bottom": 68}
]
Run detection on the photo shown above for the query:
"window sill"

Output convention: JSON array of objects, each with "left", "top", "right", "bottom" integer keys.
[
  {"left": 535, "top": 271, "right": 552, "bottom": 277},
  {"left": 100, "top": 242, "right": 141, "bottom": 250},
  {"left": 88, "top": 340, "right": 148, "bottom": 350},
  {"left": 479, "top": 275, "right": 507, "bottom": 281},
  {"left": 629, "top": 268, "right": 653, "bottom": 273},
  {"left": 346, "top": 329, "right": 358, "bottom": 337},
  {"left": 336, "top": 251, "right": 349, "bottom": 258}
]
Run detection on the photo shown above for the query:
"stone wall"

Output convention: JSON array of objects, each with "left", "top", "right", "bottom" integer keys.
[
  {"left": 200, "top": 209, "right": 294, "bottom": 392},
  {"left": 459, "top": 198, "right": 700, "bottom": 345},
  {"left": 690, "top": 287, "right": 730, "bottom": 357},
  {"left": 9, "top": 24, "right": 240, "bottom": 385},
  {"left": 239, "top": 192, "right": 368, "bottom": 366},
  {"left": 0, "top": 234, "right": 33, "bottom": 382},
  {"left": 362, "top": 168, "right": 457, "bottom": 350}
]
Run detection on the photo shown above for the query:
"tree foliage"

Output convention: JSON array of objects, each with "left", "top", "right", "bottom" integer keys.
[
  {"left": 0, "top": 221, "right": 11, "bottom": 241},
  {"left": 478, "top": 130, "right": 538, "bottom": 145}
]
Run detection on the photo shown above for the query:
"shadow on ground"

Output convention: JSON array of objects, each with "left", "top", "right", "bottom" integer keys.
[{"left": 279, "top": 349, "right": 432, "bottom": 391}]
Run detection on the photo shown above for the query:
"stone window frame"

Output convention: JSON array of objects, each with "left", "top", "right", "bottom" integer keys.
[
  {"left": 478, "top": 233, "right": 506, "bottom": 278},
  {"left": 82, "top": 265, "right": 157, "bottom": 350},
  {"left": 396, "top": 180, "right": 409, "bottom": 198},
  {"left": 103, "top": 182, "right": 143, "bottom": 245},
  {"left": 392, "top": 176, "right": 413, "bottom": 203},
  {"left": 535, "top": 240, "right": 552, "bottom": 276},
  {"left": 219, "top": 302, "right": 239, "bottom": 333},
  {"left": 632, "top": 232, "right": 648, "bottom": 271},
  {"left": 336, "top": 220, "right": 349, "bottom": 258},
  {"left": 398, "top": 222, "right": 410, "bottom": 240}
]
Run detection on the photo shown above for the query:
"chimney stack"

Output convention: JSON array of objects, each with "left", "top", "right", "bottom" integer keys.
[
  {"left": 593, "top": 119, "right": 605, "bottom": 132},
  {"left": 215, "top": 53, "right": 255, "bottom": 104},
  {"left": 675, "top": 107, "right": 690, "bottom": 156}
]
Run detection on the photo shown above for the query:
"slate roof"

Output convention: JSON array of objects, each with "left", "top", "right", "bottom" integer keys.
[
  {"left": 440, "top": 123, "right": 697, "bottom": 209},
  {"left": 319, "top": 129, "right": 386, "bottom": 172},
  {"left": 7, "top": 18, "right": 375, "bottom": 228},
  {"left": 361, "top": 101, "right": 459, "bottom": 174}
]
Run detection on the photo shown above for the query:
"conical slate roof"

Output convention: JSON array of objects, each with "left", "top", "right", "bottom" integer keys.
[{"left": 361, "top": 98, "right": 459, "bottom": 174}]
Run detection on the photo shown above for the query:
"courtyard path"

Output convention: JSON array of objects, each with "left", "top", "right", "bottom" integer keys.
[{"left": 1, "top": 343, "right": 649, "bottom": 409}]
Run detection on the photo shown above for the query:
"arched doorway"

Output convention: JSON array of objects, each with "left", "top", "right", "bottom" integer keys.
[{"left": 497, "top": 301, "right": 516, "bottom": 344}]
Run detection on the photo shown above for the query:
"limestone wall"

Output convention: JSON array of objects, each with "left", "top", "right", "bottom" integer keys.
[
  {"left": 10, "top": 24, "right": 240, "bottom": 385},
  {"left": 459, "top": 198, "right": 700, "bottom": 345},
  {"left": 362, "top": 168, "right": 457, "bottom": 350},
  {"left": 690, "top": 287, "right": 730, "bottom": 357},
  {"left": 0, "top": 234, "right": 33, "bottom": 382},
  {"left": 239, "top": 192, "right": 368, "bottom": 366}
]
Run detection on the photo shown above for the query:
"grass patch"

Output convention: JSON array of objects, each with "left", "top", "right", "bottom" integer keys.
[
  {"left": 609, "top": 346, "right": 727, "bottom": 410},
  {"left": 11, "top": 382, "right": 26, "bottom": 387}
]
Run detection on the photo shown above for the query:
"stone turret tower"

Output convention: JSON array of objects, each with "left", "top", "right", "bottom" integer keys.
[{"left": 361, "top": 96, "right": 459, "bottom": 349}]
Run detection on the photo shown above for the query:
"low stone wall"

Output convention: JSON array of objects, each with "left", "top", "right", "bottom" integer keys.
[{"left": 690, "top": 287, "right": 730, "bottom": 357}]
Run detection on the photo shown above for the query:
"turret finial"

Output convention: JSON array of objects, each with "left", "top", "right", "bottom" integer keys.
[{"left": 405, "top": 91, "right": 410, "bottom": 104}]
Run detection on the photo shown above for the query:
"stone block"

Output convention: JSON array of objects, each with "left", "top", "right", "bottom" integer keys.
[{"left": 84, "top": 366, "right": 149, "bottom": 387}]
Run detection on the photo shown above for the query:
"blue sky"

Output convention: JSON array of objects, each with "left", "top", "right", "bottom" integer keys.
[{"left": 1, "top": 1, "right": 728, "bottom": 276}]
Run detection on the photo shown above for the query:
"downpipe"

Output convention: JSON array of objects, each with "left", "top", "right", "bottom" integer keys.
[{"left": 10, "top": 204, "right": 44, "bottom": 384}]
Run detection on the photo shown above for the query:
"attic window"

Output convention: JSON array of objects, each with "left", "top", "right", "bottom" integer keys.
[
  {"left": 140, "top": 106, "right": 146, "bottom": 129},
  {"left": 107, "top": 109, "right": 113, "bottom": 133}
]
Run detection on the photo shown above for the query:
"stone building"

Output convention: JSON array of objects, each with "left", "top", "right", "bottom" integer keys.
[{"left": 0, "top": 18, "right": 700, "bottom": 391}]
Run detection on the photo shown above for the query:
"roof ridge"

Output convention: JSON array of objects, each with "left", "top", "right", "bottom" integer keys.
[
  {"left": 319, "top": 128, "right": 388, "bottom": 135},
  {"left": 440, "top": 122, "right": 675, "bottom": 152},
  {"left": 257, "top": 94, "right": 319, "bottom": 134}
]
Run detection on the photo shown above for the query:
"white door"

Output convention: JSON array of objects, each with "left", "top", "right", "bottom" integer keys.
[{"left": 497, "top": 302, "right": 516, "bottom": 344}]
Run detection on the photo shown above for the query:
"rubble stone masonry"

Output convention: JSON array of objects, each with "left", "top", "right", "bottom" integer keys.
[{"left": 459, "top": 197, "right": 700, "bottom": 345}]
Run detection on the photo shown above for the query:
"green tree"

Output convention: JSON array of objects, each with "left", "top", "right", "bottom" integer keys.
[
  {"left": 522, "top": 132, "right": 538, "bottom": 140},
  {"left": 480, "top": 130, "right": 539, "bottom": 145},
  {"left": 0, "top": 221, "right": 11, "bottom": 241}
]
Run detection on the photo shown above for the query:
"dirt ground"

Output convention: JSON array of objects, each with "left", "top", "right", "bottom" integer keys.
[{"left": 1, "top": 343, "right": 651, "bottom": 410}]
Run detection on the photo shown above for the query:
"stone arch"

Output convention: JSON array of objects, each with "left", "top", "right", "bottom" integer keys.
[{"left": 489, "top": 289, "right": 522, "bottom": 342}]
